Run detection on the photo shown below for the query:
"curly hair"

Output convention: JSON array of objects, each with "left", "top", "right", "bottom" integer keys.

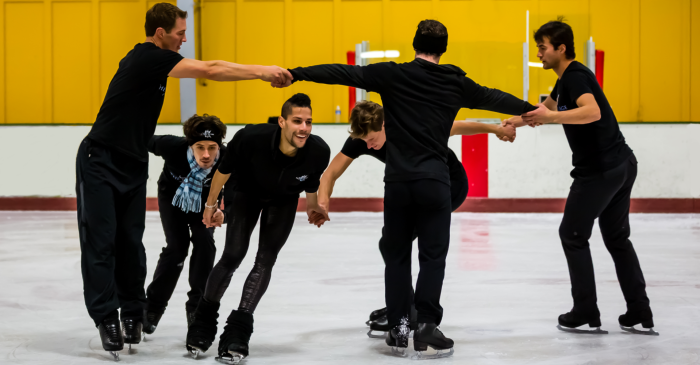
[
  {"left": 349, "top": 101, "right": 384, "bottom": 139},
  {"left": 183, "top": 114, "right": 227, "bottom": 144}
]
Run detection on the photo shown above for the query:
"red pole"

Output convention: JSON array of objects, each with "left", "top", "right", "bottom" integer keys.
[
  {"left": 595, "top": 50, "right": 604, "bottom": 89},
  {"left": 347, "top": 51, "right": 356, "bottom": 112}
]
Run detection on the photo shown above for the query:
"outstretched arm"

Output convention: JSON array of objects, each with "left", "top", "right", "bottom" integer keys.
[
  {"left": 317, "top": 152, "right": 355, "bottom": 217},
  {"left": 463, "top": 78, "right": 537, "bottom": 116},
  {"left": 522, "top": 94, "right": 600, "bottom": 126},
  {"left": 203, "top": 171, "right": 230, "bottom": 228},
  {"left": 288, "top": 64, "right": 384, "bottom": 92},
  {"left": 169, "top": 59, "right": 292, "bottom": 87},
  {"left": 450, "top": 120, "right": 516, "bottom": 142}
]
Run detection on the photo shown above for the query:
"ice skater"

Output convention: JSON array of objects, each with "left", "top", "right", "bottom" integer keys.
[
  {"left": 504, "top": 19, "right": 656, "bottom": 336},
  {"left": 282, "top": 20, "right": 536, "bottom": 358},
  {"left": 142, "top": 114, "right": 227, "bottom": 336},
  {"left": 311, "top": 101, "right": 516, "bottom": 338},
  {"left": 184, "top": 94, "right": 331, "bottom": 363},
  {"left": 75, "top": 2, "right": 292, "bottom": 360}
]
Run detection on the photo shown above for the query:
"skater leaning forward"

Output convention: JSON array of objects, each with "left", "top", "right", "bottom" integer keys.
[
  {"left": 314, "top": 101, "right": 517, "bottom": 338},
  {"left": 284, "top": 19, "right": 536, "bottom": 358},
  {"left": 504, "top": 19, "right": 656, "bottom": 335},
  {"left": 185, "top": 94, "right": 330, "bottom": 363},
  {"left": 142, "top": 114, "right": 227, "bottom": 335},
  {"left": 75, "top": 2, "right": 291, "bottom": 360}
]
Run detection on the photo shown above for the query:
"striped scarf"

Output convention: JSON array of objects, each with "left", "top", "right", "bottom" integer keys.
[{"left": 172, "top": 147, "right": 219, "bottom": 213}]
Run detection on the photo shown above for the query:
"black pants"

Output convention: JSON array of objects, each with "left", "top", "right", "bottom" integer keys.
[
  {"left": 76, "top": 138, "right": 148, "bottom": 326},
  {"left": 384, "top": 179, "right": 452, "bottom": 327},
  {"left": 145, "top": 188, "right": 217, "bottom": 313},
  {"left": 560, "top": 154, "right": 650, "bottom": 315},
  {"left": 203, "top": 192, "right": 298, "bottom": 314}
]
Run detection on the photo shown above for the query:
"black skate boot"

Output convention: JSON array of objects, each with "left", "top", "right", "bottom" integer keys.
[
  {"left": 413, "top": 323, "right": 454, "bottom": 359},
  {"left": 385, "top": 317, "right": 410, "bottom": 357},
  {"left": 368, "top": 305, "right": 416, "bottom": 339},
  {"left": 121, "top": 318, "right": 143, "bottom": 351},
  {"left": 186, "top": 299, "right": 220, "bottom": 358},
  {"left": 143, "top": 305, "right": 165, "bottom": 335},
  {"left": 619, "top": 308, "right": 658, "bottom": 336},
  {"left": 366, "top": 307, "right": 387, "bottom": 325},
  {"left": 98, "top": 316, "right": 124, "bottom": 361},
  {"left": 216, "top": 310, "right": 254, "bottom": 365},
  {"left": 186, "top": 310, "right": 196, "bottom": 328},
  {"left": 557, "top": 311, "right": 608, "bottom": 334}
]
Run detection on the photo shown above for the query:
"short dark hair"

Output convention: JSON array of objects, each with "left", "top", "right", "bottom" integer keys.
[
  {"left": 183, "top": 114, "right": 227, "bottom": 144},
  {"left": 534, "top": 17, "right": 576, "bottom": 60},
  {"left": 281, "top": 93, "right": 312, "bottom": 119},
  {"left": 415, "top": 19, "right": 448, "bottom": 57},
  {"left": 349, "top": 101, "right": 384, "bottom": 139},
  {"left": 145, "top": 3, "right": 188, "bottom": 37}
]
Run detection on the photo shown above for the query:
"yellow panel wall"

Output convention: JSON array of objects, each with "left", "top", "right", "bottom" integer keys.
[
  {"left": 5, "top": 2, "right": 45, "bottom": 124},
  {"left": 2, "top": 0, "right": 699, "bottom": 124},
  {"left": 53, "top": 2, "right": 92, "bottom": 124}
]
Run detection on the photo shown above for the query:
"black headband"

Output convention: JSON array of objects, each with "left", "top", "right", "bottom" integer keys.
[
  {"left": 188, "top": 124, "right": 223, "bottom": 146},
  {"left": 412, "top": 28, "right": 448, "bottom": 55}
]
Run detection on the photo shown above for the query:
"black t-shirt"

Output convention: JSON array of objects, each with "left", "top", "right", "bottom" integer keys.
[
  {"left": 340, "top": 137, "right": 467, "bottom": 182},
  {"left": 218, "top": 124, "right": 331, "bottom": 198},
  {"left": 551, "top": 61, "right": 632, "bottom": 174},
  {"left": 88, "top": 43, "right": 184, "bottom": 162},
  {"left": 289, "top": 59, "right": 535, "bottom": 185},
  {"left": 148, "top": 135, "right": 225, "bottom": 208}
]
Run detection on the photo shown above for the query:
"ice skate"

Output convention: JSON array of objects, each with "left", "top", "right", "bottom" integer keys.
[
  {"left": 385, "top": 317, "right": 410, "bottom": 357},
  {"left": 121, "top": 318, "right": 142, "bottom": 353},
  {"left": 412, "top": 323, "right": 454, "bottom": 359},
  {"left": 619, "top": 309, "right": 659, "bottom": 336},
  {"left": 367, "top": 316, "right": 390, "bottom": 338},
  {"left": 98, "top": 317, "right": 124, "bottom": 361},
  {"left": 143, "top": 306, "right": 164, "bottom": 335},
  {"left": 216, "top": 310, "right": 253, "bottom": 365},
  {"left": 185, "top": 299, "right": 220, "bottom": 357},
  {"left": 556, "top": 312, "right": 608, "bottom": 334},
  {"left": 187, "top": 310, "right": 196, "bottom": 328},
  {"left": 366, "top": 307, "right": 387, "bottom": 326}
]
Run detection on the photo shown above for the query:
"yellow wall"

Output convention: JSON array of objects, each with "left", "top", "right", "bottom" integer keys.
[{"left": 1, "top": 0, "right": 698, "bottom": 124}]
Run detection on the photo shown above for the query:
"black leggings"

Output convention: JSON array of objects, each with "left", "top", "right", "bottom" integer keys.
[{"left": 203, "top": 192, "right": 298, "bottom": 314}]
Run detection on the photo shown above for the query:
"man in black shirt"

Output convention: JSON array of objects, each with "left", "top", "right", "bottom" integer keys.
[
  {"left": 505, "top": 20, "right": 655, "bottom": 336},
  {"left": 283, "top": 20, "right": 536, "bottom": 356},
  {"left": 315, "top": 101, "right": 515, "bottom": 337},
  {"left": 75, "top": 3, "right": 293, "bottom": 359},
  {"left": 185, "top": 94, "right": 330, "bottom": 363},
  {"left": 142, "top": 114, "right": 227, "bottom": 336}
]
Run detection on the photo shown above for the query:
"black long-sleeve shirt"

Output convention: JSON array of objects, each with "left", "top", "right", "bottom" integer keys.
[{"left": 290, "top": 59, "right": 536, "bottom": 185}]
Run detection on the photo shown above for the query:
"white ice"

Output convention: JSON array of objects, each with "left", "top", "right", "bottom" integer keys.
[{"left": 1, "top": 212, "right": 699, "bottom": 364}]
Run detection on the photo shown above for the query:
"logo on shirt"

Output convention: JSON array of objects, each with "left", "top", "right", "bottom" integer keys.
[
  {"left": 201, "top": 130, "right": 214, "bottom": 138},
  {"left": 296, "top": 175, "right": 308, "bottom": 182},
  {"left": 558, "top": 105, "right": 568, "bottom": 111},
  {"left": 159, "top": 84, "right": 166, "bottom": 96}
]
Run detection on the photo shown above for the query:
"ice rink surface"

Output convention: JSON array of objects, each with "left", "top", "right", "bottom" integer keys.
[{"left": 1, "top": 211, "right": 699, "bottom": 365}]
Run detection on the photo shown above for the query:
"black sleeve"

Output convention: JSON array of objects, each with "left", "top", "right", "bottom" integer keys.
[
  {"left": 562, "top": 72, "right": 594, "bottom": 105},
  {"left": 304, "top": 143, "right": 331, "bottom": 194},
  {"left": 218, "top": 128, "right": 247, "bottom": 175},
  {"left": 145, "top": 47, "right": 184, "bottom": 79},
  {"left": 550, "top": 80, "right": 559, "bottom": 101},
  {"left": 339, "top": 137, "right": 368, "bottom": 159},
  {"left": 462, "top": 77, "right": 537, "bottom": 115},
  {"left": 289, "top": 63, "right": 390, "bottom": 93},
  {"left": 148, "top": 135, "right": 185, "bottom": 157}
]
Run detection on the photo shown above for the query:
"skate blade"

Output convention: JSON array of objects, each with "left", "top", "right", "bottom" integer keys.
[
  {"left": 411, "top": 347, "right": 454, "bottom": 360},
  {"left": 620, "top": 325, "right": 659, "bottom": 336},
  {"left": 557, "top": 324, "right": 608, "bottom": 334},
  {"left": 216, "top": 351, "right": 246, "bottom": 364},
  {"left": 367, "top": 329, "right": 387, "bottom": 339},
  {"left": 109, "top": 351, "right": 120, "bottom": 361},
  {"left": 390, "top": 346, "right": 408, "bottom": 357}
]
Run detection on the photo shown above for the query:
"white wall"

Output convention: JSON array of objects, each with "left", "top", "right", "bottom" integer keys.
[
  {"left": 1, "top": 124, "right": 697, "bottom": 198},
  {"left": 489, "top": 123, "right": 700, "bottom": 198}
]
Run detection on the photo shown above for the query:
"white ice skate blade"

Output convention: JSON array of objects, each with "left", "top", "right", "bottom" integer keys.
[
  {"left": 411, "top": 347, "right": 454, "bottom": 360},
  {"left": 109, "top": 351, "right": 120, "bottom": 361},
  {"left": 620, "top": 325, "right": 659, "bottom": 336},
  {"left": 367, "top": 329, "right": 387, "bottom": 339},
  {"left": 216, "top": 351, "right": 246, "bottom": 364},
  {"left": 390, "top": 346, "right": 408, "bottom": 357},
  {"left": 557, "top": 324, "right": 608, "bottom": 334}
]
